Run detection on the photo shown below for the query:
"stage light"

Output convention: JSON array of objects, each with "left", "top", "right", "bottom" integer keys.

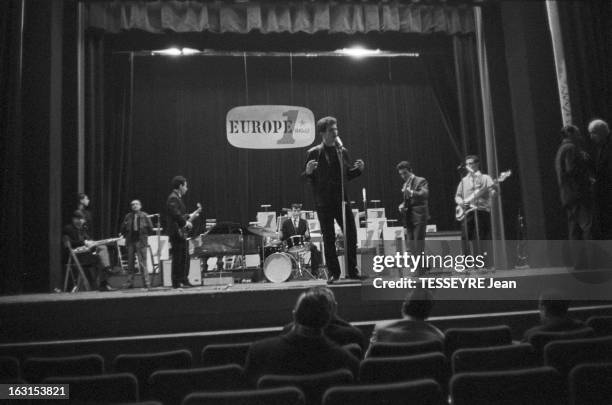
[
  {"left": 337, "top": 47, "right": 381, "bottom": 58},
  {"left": 181, "top": 48, "right": 200, "bottom": 55},
  {"left": 151, "top": 47, "right": 182, "bottom": 56}
]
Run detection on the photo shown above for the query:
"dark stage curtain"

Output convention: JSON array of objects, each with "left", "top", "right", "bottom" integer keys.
[
  {"left": 86, "top": 1, "right": 475, "bottom": 35},
  {"left": 0, "top": 0, "right": 24, "bottom": 294},
  {"left": 86, "top": 51, "right": 484, "bottom": 234},
  {"left": 558, "top": 0, "right": 612, "bottom": 129}
]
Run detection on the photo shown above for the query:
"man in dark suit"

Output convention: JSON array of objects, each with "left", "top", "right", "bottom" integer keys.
[
  {"left": 63, "top": 210, "right": 113, "bottom": 291},
  {"left": 280, "top": 203, "right": 322, "bottom": 275},
  {"left": 367, "top": 288, "right": 444, "bottom": 351},
  {"left": 282, "top": 286, "right": 367, "bottom": 351},
  {"left": 589, "top": 119, "right": 612, "bottom": 239},
  {"left": 244, "top": 287, "right": 359, "bottom": 387},
  {"left": 522, "top": 290, "right": 585, "bottom": 342},
  {"left": 120, "top": 199, "right": 154, "bottom": 289},
  {"left": 166, "top": 175, "right": 199, "bottom": 288},
  {"left": 397, "top": 161, "right": 429, "bottom": 257},
  {"left": 302, "top": 116, "right": 364, "bottom": 283}
]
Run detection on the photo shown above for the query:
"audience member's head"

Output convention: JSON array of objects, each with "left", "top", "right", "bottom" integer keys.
[
  {"left": 313, "top": 286, "right": 338, "bottom": 317},
  {"left": 402, "top": 288, "right": 435, "bottom": 321},
  {"left": 293, "top": 287, "right": 333, "bottom": 331},
  {"left": 588, "top": 119, "right": 610, "bottom": 145},
  {"left": 560, "top": 124, "right": 581, "bottom": 143},
  {"left": 538, "top": 290, "right": 571, "bottom": 321}
]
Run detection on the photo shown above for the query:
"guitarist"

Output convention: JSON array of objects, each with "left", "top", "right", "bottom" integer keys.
[
  {"left": 454, "top": 155, "right": 496, "bottom": 260},
  {"left": 166, "top": 175, "right": 200, "bottom": 288},
  {"left": 397, "top": 161, "right": 429, "bottom": 260}
]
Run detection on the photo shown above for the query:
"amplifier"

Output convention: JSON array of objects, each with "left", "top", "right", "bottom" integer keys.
[{"left": 161, "top": 259, "right": 202, "bottom": 286}]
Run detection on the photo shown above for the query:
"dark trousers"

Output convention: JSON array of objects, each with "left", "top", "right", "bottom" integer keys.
[
  {"left": 566, "top": 202, "right": 593, "bottom": 269},
  {"left": 170, "top": 237, "right": 188, "bottom": 284},
  {"left": 317, "top": 204, "right": 358, "bottom": 278},
  {"left": 309, "top": 244, "right": 322, "bottom": 275},
  {"left": 461, "top": 210, "right": 491, "bottom": 263},
  {"left": 405, "top": 223, "right": 426, "bottom": 255},
  {"left": 127, "top": 241, "right": 150, "bottom": 286}
]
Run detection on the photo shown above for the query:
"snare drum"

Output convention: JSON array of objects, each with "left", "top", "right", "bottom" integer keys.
[
  {"left": 263, "top": 252, "right": 294, "bottom": 283},
  {"left": 286, "top": 235, "right": 307, "bottom": 254}
]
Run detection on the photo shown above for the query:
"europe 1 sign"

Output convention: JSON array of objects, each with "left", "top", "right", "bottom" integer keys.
[{"left": 226, "top": 105, "right": 316, "bottom": 149}]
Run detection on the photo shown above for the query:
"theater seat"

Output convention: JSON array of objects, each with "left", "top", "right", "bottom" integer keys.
[
  {"left": 342, "top": 343, "right": 363, "bottom": 360},
  {"left": 0, "top": 356, "right": 20, "bottom": 380},
  {"left": 182, "top": 386, "right": 305, "bottom": 405},
  {"left": 444, "top": 326, "right": 512, "bottom": 356},
  {"left": 43, "top": 373, "right": 138, "bottom": 404},
  {"left": 258, "top": 369, "right": 353, "bottom": 405},
  {"left": 451, "top": 367, "right": 563, "bottom": 405},
  {"left": 23, "top": 354, "right": 104, "bottom": 383},
  {"left": 113, "top": 349, "right": 192, "bottom": 398},
  {"left": 201, "top": 343, "right": 251, "bottom": 368},
  {"left": 366, "top": 340, "right": 443, "bottom": 358},
  {"left": 528, "top": 328, "right": 595, "bottom": 356},
  {"left": 544, "top": 336, "right": 612, "bottom": 377},
  {"left": 148, "top": 364, "right": 247, "bottom": 404},
  {"left": 452, "top": 343, "right": 539, "bottom": 373},
  {"left": 359, "top": 353, "right": 448, "bottom": 387},
  {"left": 323, "top": 379, "right": 445, "bottom": 405},
  {"left": 569, "top": 362, "right": 612, "bottom": 405},
  {"left": 586, "top": 316, "right": 612, "bottom": 336}
]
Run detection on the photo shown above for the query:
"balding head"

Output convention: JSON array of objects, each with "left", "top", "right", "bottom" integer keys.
[{"left": 588, "top": 119, "right": 610, "bottom": 145}]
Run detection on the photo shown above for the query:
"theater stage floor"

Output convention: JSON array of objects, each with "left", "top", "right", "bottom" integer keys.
[{"left": 1, "top": 267, "right": 611, "bottom": 344}]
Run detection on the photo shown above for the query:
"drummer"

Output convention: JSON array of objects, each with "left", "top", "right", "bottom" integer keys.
[{"left": 280, "top": 204, "right": 322, "bottom": 276}]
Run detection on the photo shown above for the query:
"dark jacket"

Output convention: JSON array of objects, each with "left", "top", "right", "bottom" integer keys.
[
  {"left": 62, "top": 223, "right": 90, "bottom": 248},
  {"left": 281, "top": 217, "right": 309, "bottom": 241},
  {"left": 369, "top": 318, "right": 444, "bottom": 345},
  {"left": 166, "top": 190, "right": 187, "bottom": 239},
  {"left": 244, "top": 329, "right": 359, "bottom": 387},
  {"left": 120, "top": 211, "right": 154, "bottom": 244},
  {"left": 555, "top": 139, "right": 593, "bottom": 208},
  {"left": 282, "top": 316, "right": 368, "bottom": 351},
  {"left": 402, "top": 175, "right": 429, "bottom": 226},
  {"left": 302, "top": 143, "right": 361, "bottom": 207}
]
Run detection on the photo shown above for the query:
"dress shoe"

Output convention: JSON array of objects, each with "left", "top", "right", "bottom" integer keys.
[
  {"left": 180, "top": 279, "right": 195, "bottom": 288},
  {"left": 98, "top": 283, "right": 115, "bottom": 292},
  {"left": 327, "top": 276, "right": 338, "bottom": 285}
]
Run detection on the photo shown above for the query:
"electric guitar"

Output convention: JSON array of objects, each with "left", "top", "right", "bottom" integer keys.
[
  {"left": 455, "top": 170, "right": 511, "bottom": 221},
  {"left": 178, "top": 202, "right": 202, "bottom": 239},
  {"left": 72, "top": 237, "right": 122, "bottom": 254}
]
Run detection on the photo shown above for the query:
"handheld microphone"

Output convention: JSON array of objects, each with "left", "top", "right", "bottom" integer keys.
[
  {"left": 335, "top": 136, "right": 343, "bottom": 149},
  {"left": 362, "top": 188, "right": 367, "bottom": 202}
]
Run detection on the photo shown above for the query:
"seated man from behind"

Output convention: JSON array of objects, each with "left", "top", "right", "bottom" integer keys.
[
  {"left": 245, "top": 287, "right": 359, "bottom": 387},
  {"left": 522, "top": 290, "right": 585, "bottom": 342},
  {"left": 368, "top": 288, "right": 444, "bottom": 348},
  {"left": 282, "top": 286, "right": 367, "bottom": 351}
]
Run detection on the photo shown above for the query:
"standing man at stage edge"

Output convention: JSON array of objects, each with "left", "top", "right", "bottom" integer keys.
[
  {"left": 303, "top": 116, "right": 365, "bottom": 283},
  {"left": 166, "top": 175, "right": 198, "bottom": 288}
]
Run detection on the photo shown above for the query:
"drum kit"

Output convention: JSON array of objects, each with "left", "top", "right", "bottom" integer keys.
[{"left": 247, "top": 224, "right": 326, "bottom": 283}]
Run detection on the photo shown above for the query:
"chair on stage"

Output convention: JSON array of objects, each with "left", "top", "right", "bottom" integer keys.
[
  {"left": 62, "top": 235, "right": 92, "bottom": 292},
  {"left": 200, "top": 343, "right": 251, "bottom": 368},
  {"left": 323, "top": 379, "right": 445, "bottom": 405},
  {"left": 183, "top": 386, "right": 305, "bottom": 405},
  {"left": 23, "top": 354, "right": 104, "bottom": 383}
]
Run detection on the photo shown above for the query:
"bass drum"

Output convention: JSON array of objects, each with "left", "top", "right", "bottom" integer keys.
[{"left": 263, "top": 252, "right": 294, "bottom": 283}]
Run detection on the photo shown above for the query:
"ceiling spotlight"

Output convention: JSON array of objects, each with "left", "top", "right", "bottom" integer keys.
[
  {"left": 337, "top": 47, "right": 381, "bottom": 58},
  {"left": 151, "top": 47, "right": 182, "bottom": 56}
]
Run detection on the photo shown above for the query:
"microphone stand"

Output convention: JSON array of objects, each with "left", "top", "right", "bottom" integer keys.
[{"left": 337, "top": 145, "right": 349, "bottom": 279}]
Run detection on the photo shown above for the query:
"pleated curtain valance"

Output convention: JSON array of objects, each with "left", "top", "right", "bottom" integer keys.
[{"left": 85, "top": 1, "right": 475, "bottom": 35}]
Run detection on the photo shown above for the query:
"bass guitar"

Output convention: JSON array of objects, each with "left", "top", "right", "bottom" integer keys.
[{"left": 455, "top": 170, "right": 511, "bottom": 221}]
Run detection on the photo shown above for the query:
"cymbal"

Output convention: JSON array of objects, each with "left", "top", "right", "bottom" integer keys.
[{"left": 247, "top": 224, "right": 280, "bottom": 238}]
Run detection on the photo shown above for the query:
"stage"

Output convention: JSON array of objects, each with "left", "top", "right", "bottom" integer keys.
[{"left": 2, "top": 267, "right": 612, "bottom": 345}]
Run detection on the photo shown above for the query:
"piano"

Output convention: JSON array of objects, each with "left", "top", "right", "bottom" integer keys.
[{"left": 191, "top": 222, "right": 262, "bottom": 258}]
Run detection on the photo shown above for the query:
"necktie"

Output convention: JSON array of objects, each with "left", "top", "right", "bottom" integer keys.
[{"left": 133, "top": 215, "right": 138, "bottom": 231}]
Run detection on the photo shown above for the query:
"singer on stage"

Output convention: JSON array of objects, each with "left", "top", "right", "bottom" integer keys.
[
  {"left": 120, "top": 199, "right": 154, "bottom": 289},
  {"left": 303, "top": 116, "right": 364, "bottom": 283}
]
